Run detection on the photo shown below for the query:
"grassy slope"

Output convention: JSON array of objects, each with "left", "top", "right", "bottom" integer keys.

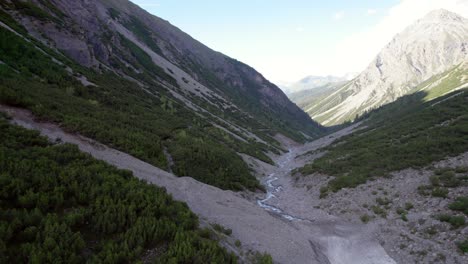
[
  {"left": 0, "top": 13, "right": 265, "bottom": 191},
  {"left": 301, "top": 82, "right": 353, "bottom": 125},
  {"left": 300, "top": 89, "right": 468, "bottom": 195},
  {"left": 417, "top": 64, "right": 468, "bottom": 101},
  {"left": 288, "top": 83, "right": 343, "bottom": 109},
  {"left": 0, "top": 114, "right": 237, "bottom": 263}
]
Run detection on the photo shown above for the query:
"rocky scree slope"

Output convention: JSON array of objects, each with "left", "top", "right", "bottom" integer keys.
[{"left": 304, "top": 9, "right": 468, "bottom": 126}]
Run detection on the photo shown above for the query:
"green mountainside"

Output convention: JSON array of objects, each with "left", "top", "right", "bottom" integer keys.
[
  {"left": 300, "top": 88, "right": 468, "bottom": 195},
  {"left": 0, "top": 0, "right": 325, "bottom": 192},
  {"left": 0, "top": 114, "right": 237, "bottom": 263}
]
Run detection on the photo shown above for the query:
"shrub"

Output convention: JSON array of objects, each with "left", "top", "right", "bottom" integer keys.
[
  {"left": 417, "top": 185, "right": 432, "bottom": 196},
  {"left": 448, "top": 196, "right": 468, "bottom": 215},
  {"left": 396, "top": 208, "right": 406, "bottom": 215},
  {"left": 429, "top": 175, "right": 440, "bottom": 186},
  {"left": 401, "top": 213, "right": 408, "bottom": 222},
  {"left": 405, "top": 202, "right": 414, "bottom": 210},
  {"left": 376, "top": 197, "right": 391, "bottom": 206},
  {"left": 437, "top": 214, "right": 466, "bottom": 228},
  {"left": 197, "top": 228, "right": 213, "bottom": 239},
  {"left": 360, "top": 214, "right": 371, "bottom": 223},
  {"left": 439, "top": 171, "right": 461, "bottom": 187},
  {"left": 371, "top": 206, "right": 387, "bottom": 218},
  {"left": 424, "top": 226, "right": 437, "bottom": 236},
  {"left": 431, "top": 187, "right": 449, "bottom": 198},
  {"left": 457, "top": 239, "right": 468, "bottom": 253},
  {"left": 212, "top": 223, "right": 232, "bottom": 236},
  {"left": 319, "top": 186, "right": 329, "bottom": 199},
  {"left": 254, "top": 252, "right": 273, "bottom": 264},
  {"left": 455, "top": 166, "right": 468, "bottom": 173}
]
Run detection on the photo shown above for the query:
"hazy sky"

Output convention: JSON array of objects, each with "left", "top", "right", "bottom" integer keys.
[{"left": 131, "top": 0, "right": 468, "bottom": 84}]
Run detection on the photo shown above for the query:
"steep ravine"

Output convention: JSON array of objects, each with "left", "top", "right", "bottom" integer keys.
[{"left": 0, "top": 105, "right": 395, "bottom": 264}]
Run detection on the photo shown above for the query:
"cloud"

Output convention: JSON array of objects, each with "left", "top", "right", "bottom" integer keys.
[
  {"left": 367, "top": 9, "right": 377, "bottom": 15},
  {"left": 332, "top": 11, "right": 345, "bottom": 21},
  {"left": 328, "top": 0, "right": 468, "bottom": 75}
]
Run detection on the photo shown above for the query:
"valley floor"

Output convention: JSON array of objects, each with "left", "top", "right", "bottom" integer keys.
[
  {"left": 3, "top": 104, "right": 465, "bottom": 263},
  {"left": 291, "top": 154, "right": 468, "bottom": 264},
  {"left": 260, "top": 129, "right": 468, "bottom": 264}
]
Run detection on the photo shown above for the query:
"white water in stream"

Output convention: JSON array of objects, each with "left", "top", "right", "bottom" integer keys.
[{"left": 256, "top": 150, "right": 303, "bottom": 221}]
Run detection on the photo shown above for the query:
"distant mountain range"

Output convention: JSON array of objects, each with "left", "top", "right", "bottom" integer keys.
[
  {"left": 279, "top": 73, "right": 357, "bottom": 94},
  {"left": 293, "top": 9, "right": 468, "bottom": 126}
]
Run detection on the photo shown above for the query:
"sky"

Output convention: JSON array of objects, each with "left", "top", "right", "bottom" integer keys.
[{"left": 131, "top": 0, "right": 468, "bottom": 85}]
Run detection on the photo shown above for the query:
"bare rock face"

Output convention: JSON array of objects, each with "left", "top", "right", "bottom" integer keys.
[{"left": 309, "top": 9, "right": 468, "bottom": 125}]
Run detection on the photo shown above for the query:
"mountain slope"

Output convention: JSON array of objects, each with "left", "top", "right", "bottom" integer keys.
[
  {"left": 297, "top": 86, "right": 468, "bottom": 263},
  {"left": 304, "top": 9, "right": 468, "bottom": 126},
  {"left": 0, "top": 0, "right": 325, "bottom": 191},
  {"left": 300, "top": 87, "right": 468, "bottom": 193},
  {"left": 6, "top": 0, "right": 323, "bottom": 139},
  {"left": 0, "top": 113, "right": 238, "bottom": 263},
  {"left": 288, "top": 81, "right": 346, "bottom": 114}
]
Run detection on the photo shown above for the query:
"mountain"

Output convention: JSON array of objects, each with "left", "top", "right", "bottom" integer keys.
[
  {"left": 288, "top": 82, "right": 344, "bottom": 111},
  {"left": 11, "top": 0, "right": 322, "bottom": 138},
  {"left": 281, "top": 74, "right": 355, "bottom": 94},
  {"left": 298, "top": 87, "right": 468, "bottom": 263},
  {"left": 302, "top": 9, "right": 468, "bottom": 126},
  {"left": 0, "top": 0, "right": 325, "bottom": 191}
]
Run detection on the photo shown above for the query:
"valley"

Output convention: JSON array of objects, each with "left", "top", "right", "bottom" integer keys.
[
  {"left": 2, "top": 90, "right": 467, "bottom": 263},
  {"left": 0, "top": 1, "right": 467, "bottom": 263},
  {"left": 1, "top": 104, "right": 394, "bottom": 264},
  {"left": 6, "top": 90, "right": 466, "bottom": 263}
]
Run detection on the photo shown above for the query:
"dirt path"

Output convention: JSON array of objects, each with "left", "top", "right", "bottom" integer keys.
[{"left": 0, "top": 105, "right": 396, "bottom": 264}]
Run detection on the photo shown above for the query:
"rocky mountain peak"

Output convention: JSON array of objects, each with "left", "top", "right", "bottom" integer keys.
[
  {"left": 299, "top": 9, "right": 468, "bottom": 126},
  {"left": 421, "top": 8, "right": 465, "bottom": 23}
]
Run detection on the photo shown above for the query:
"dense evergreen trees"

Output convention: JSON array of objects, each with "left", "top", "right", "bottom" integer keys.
[{"left": 0, "top": 116, "right": 237, "bottom": 263}]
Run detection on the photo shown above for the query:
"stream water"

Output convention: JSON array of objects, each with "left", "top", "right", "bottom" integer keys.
[{"left": 256, "top": 150, "right": 302, "bottom": 221}]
